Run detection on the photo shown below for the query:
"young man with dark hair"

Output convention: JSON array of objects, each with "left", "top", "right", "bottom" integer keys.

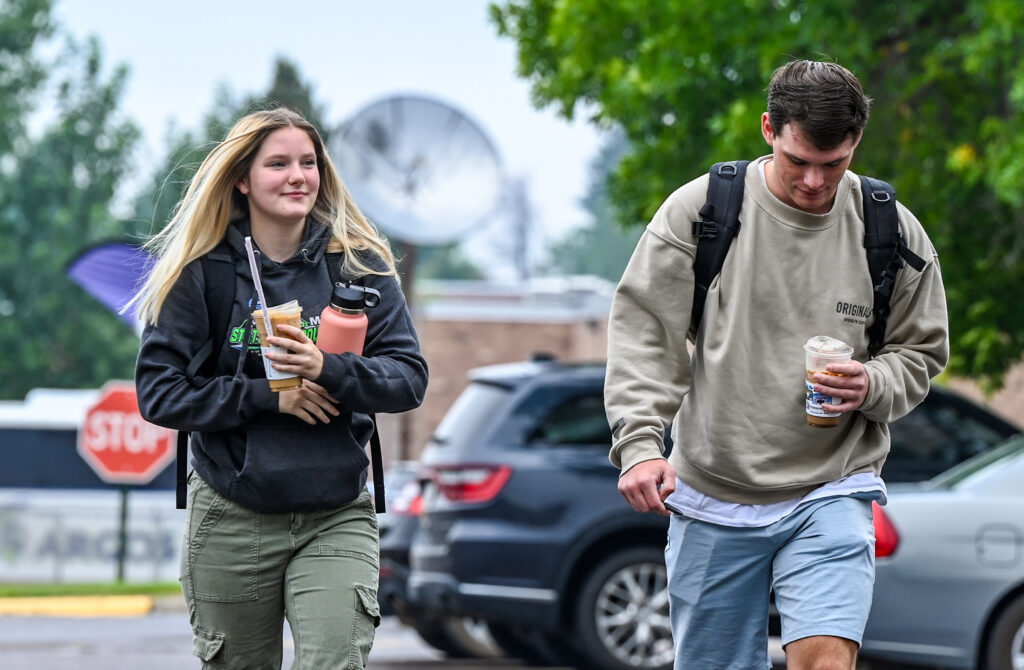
[{"left": 605, "top": 60, "right": 948, "bottom": 669}]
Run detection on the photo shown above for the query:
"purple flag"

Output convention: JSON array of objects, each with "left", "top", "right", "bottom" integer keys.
[{"left": 66, "top": 241, "right": 154, "bottom": 327}]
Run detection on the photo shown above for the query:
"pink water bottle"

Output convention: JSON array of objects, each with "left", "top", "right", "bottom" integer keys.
[{"left": 317, "top": 283, "right": 381, "bottom": 355}]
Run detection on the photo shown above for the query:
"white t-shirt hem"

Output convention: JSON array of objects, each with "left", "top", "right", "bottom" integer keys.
[{"left": 664, "top": 472, "right": 887, "bottom": 528}]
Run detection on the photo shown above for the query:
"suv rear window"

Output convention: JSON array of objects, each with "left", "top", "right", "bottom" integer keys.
[
  {"left": 430, "top": 382, "right": 512, "bottom": 450},
  {"left": 528, "top": 393, "right": 611, "bottom": 446},
  {"left": 886, "top": 395, "right": 1015, "bottom": 482}
]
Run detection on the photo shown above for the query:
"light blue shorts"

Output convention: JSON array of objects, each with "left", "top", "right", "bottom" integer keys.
[{"left": 665, "top": 495, "right": 875, "bottom": 670}]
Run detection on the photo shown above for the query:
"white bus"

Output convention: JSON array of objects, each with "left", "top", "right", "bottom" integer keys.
[{"left": 0, "top": 388, "right": 182, "bottom": 583}]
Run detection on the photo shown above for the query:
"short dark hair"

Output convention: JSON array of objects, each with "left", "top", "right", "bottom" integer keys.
[{"left": 767, "top": 60, "right": 872, "bottom": 149}]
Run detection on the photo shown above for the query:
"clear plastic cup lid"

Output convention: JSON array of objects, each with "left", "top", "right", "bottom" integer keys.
[
  {"left": 804, "top": 335, "right": 853, "bottom": 356},
  {"left": 263, "top": 299, "right": 299, "bottom": 314}
]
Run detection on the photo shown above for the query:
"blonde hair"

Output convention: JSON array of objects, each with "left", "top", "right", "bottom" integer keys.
[{"left": 133, "top": 108, "right": 396, "bottom": 325}]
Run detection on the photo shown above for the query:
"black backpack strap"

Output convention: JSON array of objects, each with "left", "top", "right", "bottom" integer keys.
[
  {"left": 860, "top": 176, "right": 926, "bottom": 357},
  {"left": 175, "top": 431, "right": 188, "bottom": 509},
  {"left": 198, "top": 242, "right": 237, "bottom": 375},
  {"left": 691, "top": 160, "right": 749, "bottom": 332},
  {"left": 369, "top": 414, "right": 386, "bottom": 513},
  {"left": 177, "top": 242, "right": 236, "bottom": 510}
]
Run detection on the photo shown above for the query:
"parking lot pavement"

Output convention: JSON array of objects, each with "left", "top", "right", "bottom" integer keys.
[
  {"left": 0, "top": 599, "right": 887, "bottom": 670},
  {"left": 0, "top": 612, "right": 509, "bottom": 670}
]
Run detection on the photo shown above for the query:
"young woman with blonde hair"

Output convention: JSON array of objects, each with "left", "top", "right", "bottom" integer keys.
[{"left": 134, "top": 107, "right": 427, "bottom": 669}]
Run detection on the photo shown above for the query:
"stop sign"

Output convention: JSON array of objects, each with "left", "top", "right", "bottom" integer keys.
[{"left": 77, "top": 382, "right": 176, "bottom": 485}]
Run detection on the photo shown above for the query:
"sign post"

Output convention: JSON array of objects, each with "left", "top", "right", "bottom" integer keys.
[{"left": 77, "top": 382, "right": 175, "bottom": 580}]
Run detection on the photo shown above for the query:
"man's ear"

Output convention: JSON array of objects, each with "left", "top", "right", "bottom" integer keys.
[{"left": 761, "top": 112, "right": 775, "bottom": 146}]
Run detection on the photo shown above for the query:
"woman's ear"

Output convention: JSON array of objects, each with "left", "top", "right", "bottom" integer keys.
[{"left": 237, "top": 178, "right": 250, "bottom": 195}]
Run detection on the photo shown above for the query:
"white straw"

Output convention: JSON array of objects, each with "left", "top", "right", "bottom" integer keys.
[{"left": 244, "top": 236, "right": 275, "bottom": 340}]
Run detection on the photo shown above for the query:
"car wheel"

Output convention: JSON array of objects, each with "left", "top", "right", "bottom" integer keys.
[
  {"left": 412, "top": 617, "right": 500, "bottom": 659},
  {"left": 573, "top": 546, "right": 673, "bottom": 670},
  {"left": 860, "top": 659, "right": 929, "bottom": 670},
  {"left": 984, "top": 593, "right": 1024, "bottom": 670}
]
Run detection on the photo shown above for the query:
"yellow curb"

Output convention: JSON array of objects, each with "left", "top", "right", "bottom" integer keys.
[{"left": 0, "top": 595, "right": 154, "bottom": 618}]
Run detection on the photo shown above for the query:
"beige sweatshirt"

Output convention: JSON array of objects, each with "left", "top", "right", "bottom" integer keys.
[{"left": 605, "top": 157, "right": 949, "bottom": 504}]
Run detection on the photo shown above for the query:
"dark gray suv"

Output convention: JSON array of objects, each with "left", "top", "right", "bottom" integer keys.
[{"left": 406, "top": 358, "right": 1018, "bottom": 670}]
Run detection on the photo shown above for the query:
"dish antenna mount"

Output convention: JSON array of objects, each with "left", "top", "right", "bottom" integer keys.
[{"left": 332, "top": 95, "right": 504, "bottom": 246}]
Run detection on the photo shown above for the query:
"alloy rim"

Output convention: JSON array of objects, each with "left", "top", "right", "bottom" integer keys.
[
  {"left": 1012, "top": 618, "right": 1024, "bottom": 670},
  {"left": 594, "top": 561, "right": 673, "bottom": 668}
]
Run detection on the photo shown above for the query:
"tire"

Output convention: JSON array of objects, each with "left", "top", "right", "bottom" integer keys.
[
  {"left": 488, "top": 622, "right": 581, "bottom": 667},
  {"left": 572, "top": 546, "right": 673, "bottom": 670},
  {"left": 859, "top": 659, "right": 927, "bottom": 670},
  {"left": 984, "top": 593, "right": 1024, "bottom": 670},
  {"left": 412, "top": 617, "right": 500, "bottom": 659}
]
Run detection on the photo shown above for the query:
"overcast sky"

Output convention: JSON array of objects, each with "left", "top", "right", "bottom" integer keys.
[{"left": 54, "top": 0, "right": 605, "bottom": 279}]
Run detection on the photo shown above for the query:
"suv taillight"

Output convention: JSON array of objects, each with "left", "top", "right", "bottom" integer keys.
[
  {"left": 391, "top": 480, "right": 424, "bottom": 516},
  {"left": 872, "top": 502, "right": 900, "bottom": 558},
  {"left": 430, "top": 465, "right": 512, "bottom": 503}
]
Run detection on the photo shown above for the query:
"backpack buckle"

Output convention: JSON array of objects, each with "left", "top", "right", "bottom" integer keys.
[
  {"left": 692, "top": 219, "right": 719, "bottom": 238},
  {"left": 716, "top": 162, "right": 739, "bottom": 177}
]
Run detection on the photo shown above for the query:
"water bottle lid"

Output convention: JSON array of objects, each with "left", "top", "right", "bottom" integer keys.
[{"left": 330, "top": 283, "right": 380, "bottom": 311}]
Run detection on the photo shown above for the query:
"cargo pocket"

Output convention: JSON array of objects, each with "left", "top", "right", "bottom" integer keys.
[
  {"left": 184, "top": 476, "right": 259, "bottom": 603},
  {"left": 348, "top": 584, "right": 381, "bottom": 669},
  {"left": 192, "top": 627, "right": 224, "bottom": 663}
]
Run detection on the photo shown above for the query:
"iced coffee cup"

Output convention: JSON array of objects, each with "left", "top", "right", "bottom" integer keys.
[
  {"left": 804, "top": 335, "right": 854, "bottom": 428},
  {"left": 252, "top": 300, "right": 303, "bottom": 392}
]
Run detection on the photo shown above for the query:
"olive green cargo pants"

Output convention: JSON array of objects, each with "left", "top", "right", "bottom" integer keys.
[{"left": 180, "top": 474, "right": 381, "bottom": 669}]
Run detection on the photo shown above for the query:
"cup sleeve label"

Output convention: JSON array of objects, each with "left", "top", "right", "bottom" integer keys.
[
  {"left": 259, "top": 345, "right": 299, "bottom": 382},
  {"left": 805, "top": 380, "right": 842, "bottom": 417}
]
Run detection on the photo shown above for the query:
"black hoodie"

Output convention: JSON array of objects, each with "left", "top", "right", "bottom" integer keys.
[{"left": 136, "top": 219, "right": 428, "bottom": 512}]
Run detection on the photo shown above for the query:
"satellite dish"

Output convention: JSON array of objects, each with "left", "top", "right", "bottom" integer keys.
[{"left": 332, "top": 95, "right": 504, "bottom": 246}]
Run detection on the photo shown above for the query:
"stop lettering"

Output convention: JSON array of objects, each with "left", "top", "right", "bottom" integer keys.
[
  {"left": 85, "top": 411, "right": 167, "bottom": 454},
  {"left": 77, "top": 382, "right": 175, "bottom": 485}
]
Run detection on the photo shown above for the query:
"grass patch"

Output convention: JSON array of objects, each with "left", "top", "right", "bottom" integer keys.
[{"left": 0, "top": 582, "right": 180, "bottom": 598}]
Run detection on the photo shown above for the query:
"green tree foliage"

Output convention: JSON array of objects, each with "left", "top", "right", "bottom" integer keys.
[
  {"left": 0, "top": 4, "right": 141, "bottom": 398},
  {"left": 491, "top": 0, "right": 1024, "bottom": 388},
  {"left": 0, "top": 0, "right": 52, "bottom": 156},
  {"left": 543, "top": 132, "right": 641, "bottom": 282}
]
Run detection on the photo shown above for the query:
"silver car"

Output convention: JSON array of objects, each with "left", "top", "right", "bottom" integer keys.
[{"left": 862, "top": 435, "right": 1024, "bottom": 670}]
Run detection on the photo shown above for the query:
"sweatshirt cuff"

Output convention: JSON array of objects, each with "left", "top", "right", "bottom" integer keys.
[
  {"left": 248, "top": 378, "right": 281, "bottom": 414},
  {"left": 315, "top": 352, "right": 356, "bottom": 399},
  {"left": 859, "top": 362, "right": 890, "bottom": 419},
  {"left": 612, "top": 436, "right": 667, "bottom": 474}
]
